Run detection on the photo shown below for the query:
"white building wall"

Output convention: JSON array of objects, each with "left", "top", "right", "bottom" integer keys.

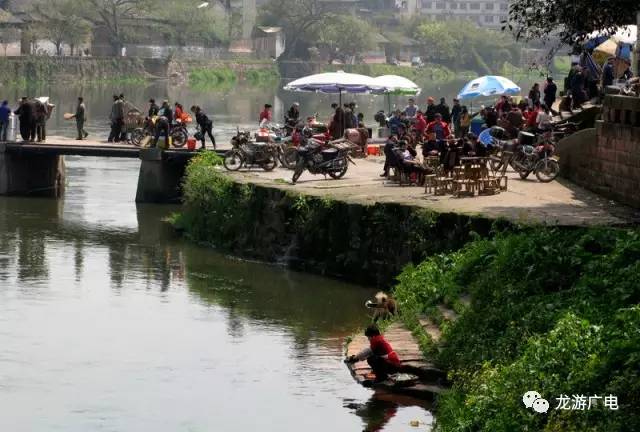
[{"left": 415, "top": 0, "right": 509, "bottom": 28}]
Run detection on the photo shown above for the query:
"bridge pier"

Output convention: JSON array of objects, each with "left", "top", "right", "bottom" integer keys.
[
  {"left": 0, "top": 143, "right": 65, "bottom": 197},
  {"left": 135, "top": 148, "right": 188, "bottom": 204}
]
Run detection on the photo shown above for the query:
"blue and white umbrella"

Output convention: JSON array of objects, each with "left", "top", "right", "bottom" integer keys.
[{"left": 457, "top": 75, "right": 521, "bottom": 101}]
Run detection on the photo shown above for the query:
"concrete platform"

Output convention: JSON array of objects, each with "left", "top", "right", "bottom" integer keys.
[{"left": 224, "top": 156, "right": 640, "bottom": 227}]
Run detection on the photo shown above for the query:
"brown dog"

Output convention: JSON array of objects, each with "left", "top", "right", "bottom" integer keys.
[{"left": 365, "top": 291, "right": 397, "bottom": 322}]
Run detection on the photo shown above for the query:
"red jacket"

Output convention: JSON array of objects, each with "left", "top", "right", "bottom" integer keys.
[
  {"left": 259, "top": 109, "right": 272, "bottom": 123},
  {"left": 414, "top": 114, "right": 427, "bottom": 136},
  {"left": 426, "top": 120, "right": 451, "bottom": 140},
  {"left": 369, "top": 335, "right": 401, "bottom": 367}
]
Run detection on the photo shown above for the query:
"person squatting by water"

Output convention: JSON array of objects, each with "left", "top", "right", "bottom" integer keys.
[
  {"left": 191, "top": 105, "right": 216, "bottom": 150},
  {"left": 346, "top": 324, "right": 402, "bottom": 382}
]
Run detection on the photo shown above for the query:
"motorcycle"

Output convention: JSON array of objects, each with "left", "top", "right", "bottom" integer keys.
[
  {"left": 511, "top": 140, "right": 560, "bottom": 182},
  {"left": 223, "top": 129, "right": 278, "bottom": 171},
  {"left": 130, "top": 117, "right": 189, "bottom": 148},
  {"left": 291, "top": 140, "right": 354, "bottom": 184}
]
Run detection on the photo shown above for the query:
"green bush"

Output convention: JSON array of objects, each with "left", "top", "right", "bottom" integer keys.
[
  {"left": 245, "top": 67, "right": 280, "bottom": 87},
  {"left": 188, "top": 67, "right": 238, "bottom": 90},
  {"left": 393, "top": 228, "right": 640, "bottom": 431}
]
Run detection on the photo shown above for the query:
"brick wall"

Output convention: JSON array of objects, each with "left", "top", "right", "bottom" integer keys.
[{"left": 558, "top": 95, "right": 640, "bottom": 209}]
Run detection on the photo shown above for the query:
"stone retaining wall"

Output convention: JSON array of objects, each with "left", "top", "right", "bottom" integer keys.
[{"left": 559, "top": 95, "right": 640, "bottom": 209}]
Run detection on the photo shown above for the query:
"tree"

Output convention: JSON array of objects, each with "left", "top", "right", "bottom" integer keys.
[
  {"left": 413, "top": 22, "right": 458, "bottom": 63},
  {"left": 259, "top": 0, "right": 331, "bottom": 59},
  {"left": 155, "top": 2, "right": 228, "bottom": 46},
  {"left": 80, "top": 0, "right": 153, "bottom": 56},
  {"left": 316, "top": 15, "right": 374, "bottom": 64},
  {"left": 32, "top": 0, "right": 92, "bottom": 56},
  {"left": 507, "top": 0, "right": 639, "bottom": 46}
]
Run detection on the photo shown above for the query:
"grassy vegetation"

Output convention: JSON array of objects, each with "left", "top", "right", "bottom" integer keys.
[
  {"left": 393, "top": 228, "right": 640, "bottom": 431},
  {"left": 188, "top": 67, "right": 238, "bottom": 91},
  {"left": 245, "top": 67, "right": 281, "bottom": 87},
  {"left": 188, "top": 64, "right": 280, "bottom": 90}
]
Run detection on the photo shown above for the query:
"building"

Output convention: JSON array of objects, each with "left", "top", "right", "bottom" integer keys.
[
  {"left": 252, "top": 26, "right": 285, "bottom": 59},
  {"left": 393, "top": 0, "right": 510, "bottom": 29}
]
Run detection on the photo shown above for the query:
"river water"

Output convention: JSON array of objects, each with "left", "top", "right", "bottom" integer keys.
[{"left": 0, "top": 83, "right": 439, "bottom": 430}]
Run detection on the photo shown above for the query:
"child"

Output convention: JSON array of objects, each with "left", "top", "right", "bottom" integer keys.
[{"left": 346, "top": 324, "right": 401, "bottom": 382}]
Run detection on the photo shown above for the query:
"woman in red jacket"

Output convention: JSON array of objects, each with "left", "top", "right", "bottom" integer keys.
[{"left": 347, "top": 324, "right": 401, "bottom": 382}]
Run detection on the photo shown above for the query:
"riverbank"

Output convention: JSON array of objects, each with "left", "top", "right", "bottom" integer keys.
[
  {"left": 172, "top": 153, "right": 637, "bottom": 287},
  {"left": 0, "top": 56, "right": 150, "bottom": 85},
  {"left": 173, "top": 153, "right": 640, "bottom": 430},
  {"left": 172, "top": 154, "right": 506, "bottom": 287}
]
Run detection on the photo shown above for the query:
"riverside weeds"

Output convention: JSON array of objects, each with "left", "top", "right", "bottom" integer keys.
[{"left": 393, "top": 228, "right": 640, "bottom": 431}]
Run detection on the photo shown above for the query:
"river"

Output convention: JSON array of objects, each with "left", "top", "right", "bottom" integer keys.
[{"left": 0, "top": 81, "right": 439, "bottom": 431}]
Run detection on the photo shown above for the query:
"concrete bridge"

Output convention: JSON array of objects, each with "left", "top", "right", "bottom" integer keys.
[{"left": 0, "top": 137, "right": 220, "bottom": 203}]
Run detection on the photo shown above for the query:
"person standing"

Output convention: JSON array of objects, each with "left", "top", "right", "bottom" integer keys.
[
  {"left": 403, "top": 98, "right": 419, "bottom": 119},
  {"left": 571, "top": 67, "right": 586, "bottom": 109},
  {"left": 191, "top": 105, "right": 216, "bottom": 150},
  {"left": 543, "top": 77, "right": 558, "bottom": 113},
  {"left": 424, "top": 97, "right": 437, "bottom": 122},
  {"left": 286, "top": 102, "right": 300, "bottom": 127},
  {"left": 14, "top": 97, "right": 33, "bottom": 142},
  {"left": 152, "top": 100, "right": 173, "bottom": 148},
  {"left": 148, "top": 98, "right": 159, "bottom": 117},
  {"left": 528, "top": 83, "right": 541, "bottom": 106},
  {"left": 602, "top": 57, "right": 615, "bottom": 88},
  {"left": 108, "top": 95, "right": 124, "bottom": 142},
  {"left": 34, "top": 99, "right": 48, "bottom": 142},
  {"left": 459, "top": 106, "right": 471, "bottom": 138},
  {"left": 74, "top": 97, "right": 88, "bottom": 140},
  {"left": 436, "top": 97, "right": 451, "bottom": 123},
  {"left": 451, "top": 98, "right": 462, "bottom": 137},
  {"left": 0, "top": 100, "right": 10, "bottom": 141}
]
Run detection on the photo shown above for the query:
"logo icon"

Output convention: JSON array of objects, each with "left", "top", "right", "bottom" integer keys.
[{"left": 523, "top": 391, "right": 549, "bottom": 414}]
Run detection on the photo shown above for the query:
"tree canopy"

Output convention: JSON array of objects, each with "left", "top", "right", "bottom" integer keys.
[
  {"left": 259, "top": 0, "right": 332, "bottom": 59},
  {"left": 316, "top": 15, "right": 373, "bottom": 64},
  {"left": 32, "top": 0, "right": 92, "bottom": 55},
  {"left": 508, "top": 0, "right": 639, "bottom": 46}
]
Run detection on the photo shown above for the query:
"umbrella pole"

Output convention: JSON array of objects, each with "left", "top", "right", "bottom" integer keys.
[{"left": 340, "top": 89, "right": 344, "bottom": 137}]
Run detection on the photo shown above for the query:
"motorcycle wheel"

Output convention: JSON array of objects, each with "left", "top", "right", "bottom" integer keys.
[
  {"left": 171, "top": 128, "right": 188, "bottom": 148},
  {"left": 130, "top": 128, "right": 145, "bottom": 147},
  {"left": 518, "top": 169, "right": 531, "bottom": 179},
  {"left": 292, "top": 160, "right": 305, "bottom": 184},
  {"left": 535, "top": 159, "right": 560, "bottom": 183},
  {"left": 223, "top": 150, "right": 244, "bottom": 171},
  {"left": 328, "top": 157, "right": 349, "bottom": 179},
  {"left": 261, "top": 153, "right": 278, "bottom": 171},
  {"left": 283, "top": 147, "right": 298, "bottom": 170}
]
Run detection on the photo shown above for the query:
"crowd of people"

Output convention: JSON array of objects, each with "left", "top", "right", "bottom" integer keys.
[
  {"left": 109, "top": 95, "right": 217, "bottom": 149},
  {"left": 376, "top": 83, "right": 560, "bottom": 185},
  {"left": 565, "top": 56, "right": 634, "bottom": 110},
  {"left": 0, "top": 97, "right": 56, "bottom": 142}
]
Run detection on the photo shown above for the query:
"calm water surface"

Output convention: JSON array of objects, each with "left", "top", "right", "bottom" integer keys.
[{"left": 0, "top": 85, "right": 434, "bottom": 432}]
